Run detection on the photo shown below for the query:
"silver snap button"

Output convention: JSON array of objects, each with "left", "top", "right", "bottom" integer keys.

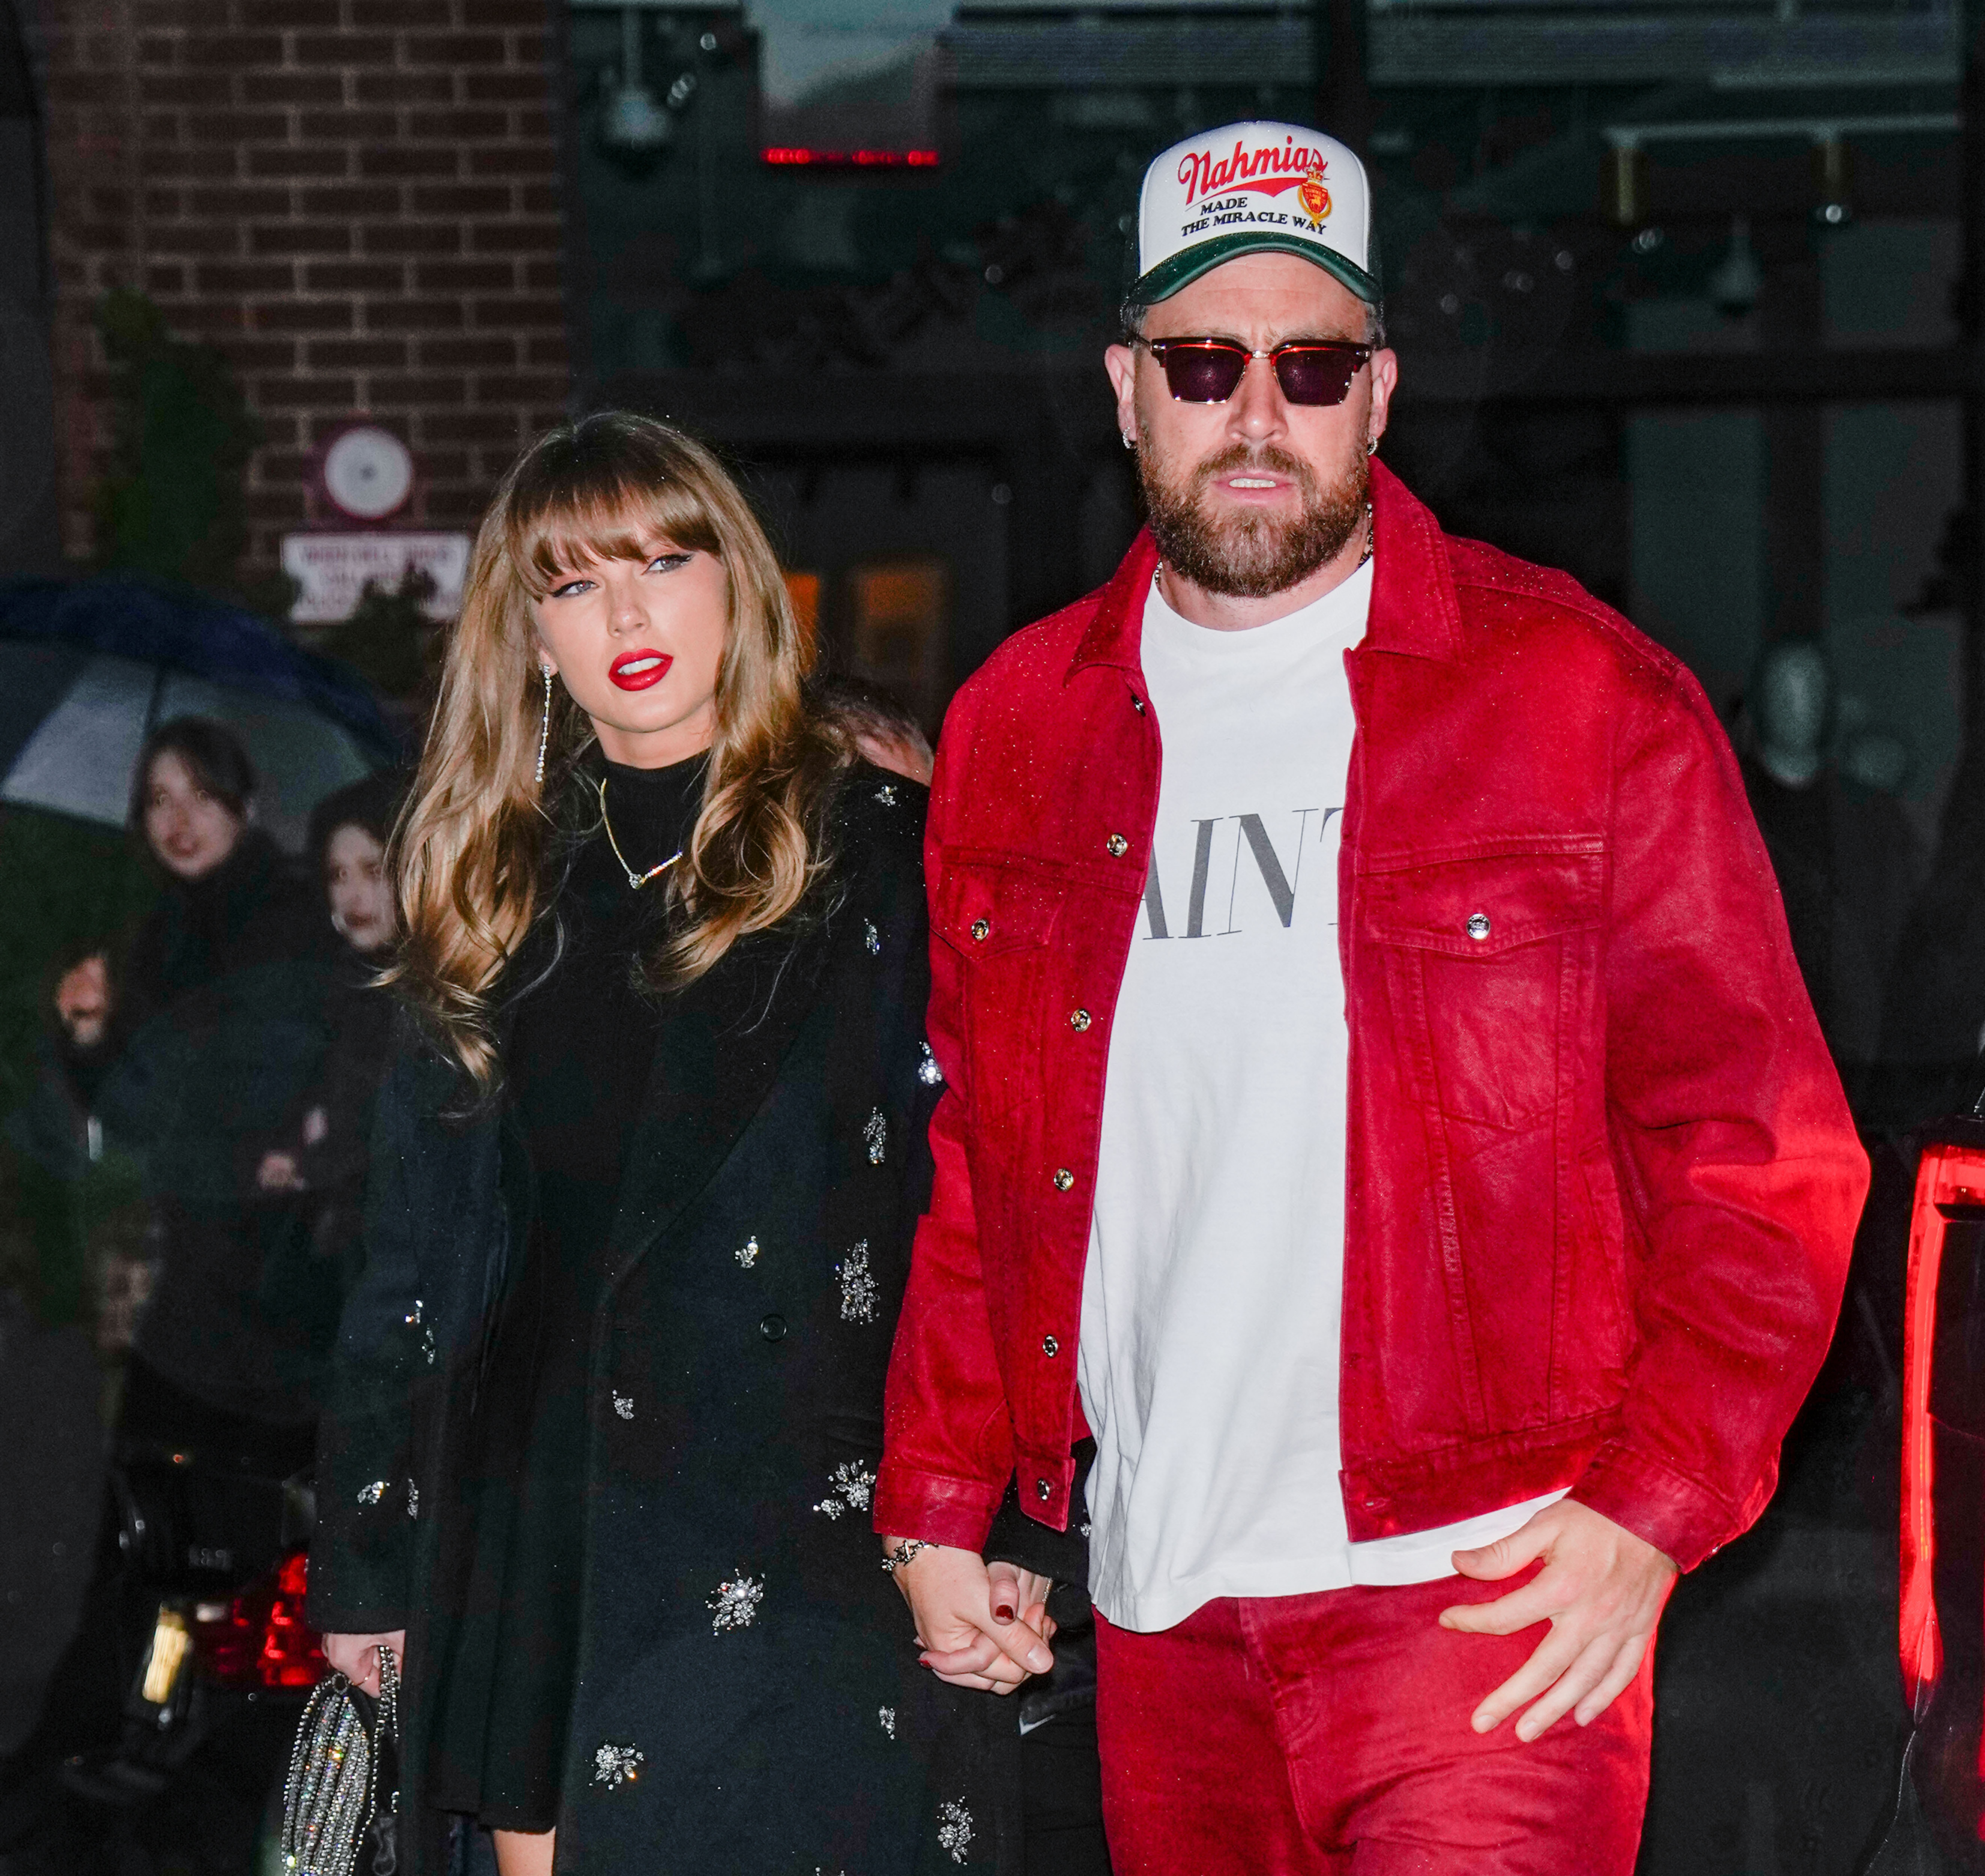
[
  {"left": 1052, "top": 1168, "right": 1074, "bottom": 1192},
  {"left": 758, "top": 1313, "right": 787, "bottom": 1342},
  {"left": 1070, "top": 1009, "right": 1091, "bottom": 1031},
  {"left": 1035, "top": 1478, "right": 1052, "bottom": 1502},
  {"left": 1042, "top": 1335, "right": 1058, "bottom": 1357},
  {"left": 1106, "top": 833, "right": 1129, "bottom": 857},
  {"left": 1466, "top": 912, "right": 1491, "bottom": 941},
  {"left": 970, "top": 917, "right": 990, "bottom": 942}
]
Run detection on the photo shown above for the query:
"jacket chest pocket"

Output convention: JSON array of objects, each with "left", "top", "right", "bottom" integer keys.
[
  {"left": 1362, "top": 848, "right": 1603, "bottom": 1129},
  {"left": 934, "top": 858, "right": 1064, "bottom": 1120}
]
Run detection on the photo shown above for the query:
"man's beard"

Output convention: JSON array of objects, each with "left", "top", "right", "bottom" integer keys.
[{"left": 1139, "top": 438, "right": 1367, "bottom": 599}]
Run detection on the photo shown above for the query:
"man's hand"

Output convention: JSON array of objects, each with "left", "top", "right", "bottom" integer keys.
[
  {"left": 322, "top": 1628, "right": 405, "bottom": 1696},
  {"left": 1440, "top": 1499, "right": 1675, "bottom": 1742},
  {"left": 882, "top": 1539, "right": 1054, "bottom": 1695}
]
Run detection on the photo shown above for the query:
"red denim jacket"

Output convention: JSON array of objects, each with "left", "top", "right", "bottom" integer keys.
[{"left": 876, "top": 462, "right": 1867, "bottom": 1575}]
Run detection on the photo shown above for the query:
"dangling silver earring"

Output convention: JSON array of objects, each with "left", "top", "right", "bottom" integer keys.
[
  {"left": 1366, "top": 436, "right": 1379, "bottom": 456},
  {"left": 536, "top": 664, "right": 552, "bottom": 785},
  {"left": 1122, "top": 431, "right": 1136, "bottom": 451}
]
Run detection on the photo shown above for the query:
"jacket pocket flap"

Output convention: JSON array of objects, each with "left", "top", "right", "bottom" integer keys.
[
  {"left": 934, "top": 860, "right": 1063, "bottom": 957},
  {"left": 1363, "top": 848, "right": 1602, "bottom": 956}
]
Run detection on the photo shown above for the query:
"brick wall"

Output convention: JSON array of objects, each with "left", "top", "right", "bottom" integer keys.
[{"left": 36, "top": 0, "right": 570, "bottom": 589}]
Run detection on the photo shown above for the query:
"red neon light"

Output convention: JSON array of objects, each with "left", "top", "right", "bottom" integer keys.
[
  {"left": 1899, "top": 1142, "right": 1985, "bottom": 1712},
  {"left": 761, "top": 147, "right": 939, "bottom": 168}
]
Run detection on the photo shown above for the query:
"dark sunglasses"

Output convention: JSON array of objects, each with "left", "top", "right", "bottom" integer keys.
[{"left": 1138, "top": 337, "right": 1373, "bottom": 407}]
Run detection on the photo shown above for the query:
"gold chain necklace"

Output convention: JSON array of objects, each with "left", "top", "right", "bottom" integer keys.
[{"left": 597, "top": 775, "right": 685, "bottom": 891}]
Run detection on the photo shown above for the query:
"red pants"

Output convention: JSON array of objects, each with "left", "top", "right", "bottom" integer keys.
[{"left": 1094, "top": 1572, "right": 1654, "bottom": 1875}]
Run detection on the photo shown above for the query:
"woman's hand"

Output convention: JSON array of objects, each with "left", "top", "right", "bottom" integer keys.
[
  {"left": 986, "top": 1559, "right": 1057, "bottom": 1643},
  {"left": 881, "top": 1540, "right": 1053, "bottom": 1695},
  {"left": 322, "top": 1629, "right": 405, "bottom": 1696}
]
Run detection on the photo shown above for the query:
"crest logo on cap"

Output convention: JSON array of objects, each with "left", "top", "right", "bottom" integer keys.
[{"left": 1296, "top": 165, "right": 1332, "bottom": 230}]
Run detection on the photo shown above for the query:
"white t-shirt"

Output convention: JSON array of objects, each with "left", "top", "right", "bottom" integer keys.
[{"left": 1077, "top": 562, "right": 1563, "bottom": 1634}]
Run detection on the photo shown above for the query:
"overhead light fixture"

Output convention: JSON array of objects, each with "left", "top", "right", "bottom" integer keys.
[
  {"left": 599, "top": 7, "right": 679, "bottom": 170},
  {"left": 1602, "top": 137, "right": 1646, "bottom": 229}
]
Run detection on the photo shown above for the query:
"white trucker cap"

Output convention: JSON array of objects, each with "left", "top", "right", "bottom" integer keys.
[{"left": 1125, "top": 121, "right": 1379, "bottom": 308}]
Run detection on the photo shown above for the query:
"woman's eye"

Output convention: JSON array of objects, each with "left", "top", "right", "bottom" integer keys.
[
  {"left": 547, "top": 576, "right": 592, "bottom": 599},
  {"left": 646, "top": 552, "right": 692, "bottom": 574}
]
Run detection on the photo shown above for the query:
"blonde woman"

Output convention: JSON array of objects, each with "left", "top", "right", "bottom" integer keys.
[{"left": 305, "top": 415, "right": 1019, "bottom": 1874}]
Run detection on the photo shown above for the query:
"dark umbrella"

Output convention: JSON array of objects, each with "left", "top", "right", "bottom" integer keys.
[{"left": 0, "top": 575, "right": 401, "bottom": 851}]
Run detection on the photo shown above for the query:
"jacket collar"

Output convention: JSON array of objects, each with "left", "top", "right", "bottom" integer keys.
[{"left": 1066, "top": 456, "right": 1462, "bottom": 682}]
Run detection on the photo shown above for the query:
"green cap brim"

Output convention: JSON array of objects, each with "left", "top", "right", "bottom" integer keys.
[{"left": 1126, "top": 230, "right": 1382, "bottom": 308}]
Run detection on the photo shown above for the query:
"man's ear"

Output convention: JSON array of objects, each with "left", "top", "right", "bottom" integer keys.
[{"left": 1104, "top": 343, "right": 1139, "bottom": 446}]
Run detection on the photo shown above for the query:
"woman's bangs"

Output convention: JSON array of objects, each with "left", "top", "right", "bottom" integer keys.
[{"left": 509, "top": 467, "right": 721, "bottom": 598}]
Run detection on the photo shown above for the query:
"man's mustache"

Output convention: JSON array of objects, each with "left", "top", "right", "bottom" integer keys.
[{"left": 1188, "top": 445, "right": 1318, "bottom": 498}]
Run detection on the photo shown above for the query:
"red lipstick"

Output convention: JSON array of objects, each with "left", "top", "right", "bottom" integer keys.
[{"left": 609, "top": 649, "right": 672, "bottom": 691}]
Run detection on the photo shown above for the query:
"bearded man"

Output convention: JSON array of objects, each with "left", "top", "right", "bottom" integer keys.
[{"left": 875, "top": 120, "right": 1865, "bottom": 1873}]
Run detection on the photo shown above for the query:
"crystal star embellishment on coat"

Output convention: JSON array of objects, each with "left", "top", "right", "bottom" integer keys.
[
  {"left": 813, "top": 1459, "right": 876, "bottom": 1520},
  {"left": 875, "top": 783, "right": 898, "bottom": 806},
  {"left": 592, "top": 1742, "right": 643, "bottom": 1787},
  {"left": 918, "top": 1041, "right": 943, "bottom": 1087},
  {"left": 879, "top": 1706, "right": 897, "bottom": 1739},
  {"left": 864, "top": 918, "right": 881, "bottom": 956},
  {"left": 736, "top": 1235, "right": 760, "bottom": 1269},
  {"left": 864, "top": 1108, "right": 887, "bottom": 1164},
  {"left": 836, "top": 1240, "right": 878, "bottom": 1324},
  {"left": 406, "top": 1479, "right": 419, "bottom": 1519},
  {"left": 938, "top": 1798, "right": 974, "bottom": 1863},
  {"left": 357, "top": 1479, "right": 389, "bottom": 1506},
  {"left": 708, "top": 1571, "right": 764, "bottom": 1633},
  {"left": 612, "top": 1393, "right": 634, "bottom": 1421}
]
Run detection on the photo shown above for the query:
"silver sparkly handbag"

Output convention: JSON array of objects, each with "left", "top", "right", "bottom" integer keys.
[{"left": 278, "top": 1644, "right": 401, "bottom": 1876}]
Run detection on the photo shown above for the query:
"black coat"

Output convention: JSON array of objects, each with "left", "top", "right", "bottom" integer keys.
[
  {"left": 309, "top": 770, "right": 1018, "bottom": 1873},
  {"left": 103, "top": 831, "right": 338, "bottom": 1422}
]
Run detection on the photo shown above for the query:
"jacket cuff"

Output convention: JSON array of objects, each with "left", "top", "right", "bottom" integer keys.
[
  {"left": 1568, "top": 1440, "right": 1745, "bottom": 1575},
  {"left": 873, "top": 1460, "right": 1005, "bottom": 1552}
]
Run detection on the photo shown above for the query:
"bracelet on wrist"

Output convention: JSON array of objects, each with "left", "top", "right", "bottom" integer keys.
[{"left": 881, "top": 1538, "right": 932, "bottom": 1576}]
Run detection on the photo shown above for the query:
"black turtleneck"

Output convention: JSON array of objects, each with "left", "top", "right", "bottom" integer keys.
[
  {"left": 439, "top": 751, "right": 706, "bottom": 1831},
  {"left": 507, "top": 753, "right": 705, "bottom": 1221}
]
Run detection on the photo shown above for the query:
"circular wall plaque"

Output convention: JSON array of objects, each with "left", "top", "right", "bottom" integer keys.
[{"left": 321, "top": 425, "right": 414, "bottom": 523}]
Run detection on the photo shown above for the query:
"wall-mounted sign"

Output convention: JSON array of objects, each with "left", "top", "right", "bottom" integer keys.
[
  {"left": 317, "top": 422, "right": 416, "bottom": 523},
  {"left": 282, "top": 531, "right": 472, "bottom": 624}
]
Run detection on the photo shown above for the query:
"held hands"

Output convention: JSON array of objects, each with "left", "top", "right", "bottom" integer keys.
[
  {"left": 1440, "top": 1499, "right": 1676, "bottom": 1742},
  {"left": 322, "top": 1628, "right": 405, "bottom": 1697},
  {"left": 881, "top": 1540, "right": 1055, "bottom": 1695}
]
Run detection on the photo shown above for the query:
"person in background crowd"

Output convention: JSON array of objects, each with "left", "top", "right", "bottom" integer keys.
[
  {"left": 257, "top": 771, "right": 406, "bottom": 1207},
  {"left": 813, "top": 673, "right": 936, "bottom": 785},
  {"left": 105, "top": 717, "right": 330, "bottom": 1473},
  {"left": 310, "top": 413, "right": 1053, "bottom": 1876},
  {"left": 2, "top": 946, "right": 144, "bottom": 1339},
  {"left": 251, "top": 771, "right": 409, "bottom": 1409},
  {"left": 877, "top": 121, "right": 1866, "bottom": 1874}
]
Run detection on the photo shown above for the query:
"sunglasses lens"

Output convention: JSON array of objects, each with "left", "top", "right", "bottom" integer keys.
[
  {"left": 1160, "top": 345, "right": 1247, "bottom": 403},
  {"left": 1273, "top": 347, "right": 1363, "bottom": 407}
]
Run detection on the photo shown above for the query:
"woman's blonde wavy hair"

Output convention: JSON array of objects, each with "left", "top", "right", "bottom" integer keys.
[{"left": 389, "top": 412, "right": 844, "bottom": 1087}]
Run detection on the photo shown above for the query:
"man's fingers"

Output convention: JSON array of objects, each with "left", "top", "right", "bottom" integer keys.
[
  {"left": 1468, "top": 1623, "right": 1583, "bottom": 1733},
  {"left": 1439, "top": 1572, "right": 1558, "bottom": 1637},
  {"left": 1572, "top": 1634, "right": 1649, "bottom": 1727},
  {"left": 1450, "top": 1526, "right": 1548, "bottom": 1584},
  {"left": 1513, "top": 1634, "right": 1619, "bottom": 1741},
  {"left": 920, "top": 1637, "right": 1025, "bottom": 1683}
]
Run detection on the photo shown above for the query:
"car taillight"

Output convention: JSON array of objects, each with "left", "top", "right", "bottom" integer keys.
[{"left": 192, "top": 1550, "right": 325, "bottom": 1692}]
